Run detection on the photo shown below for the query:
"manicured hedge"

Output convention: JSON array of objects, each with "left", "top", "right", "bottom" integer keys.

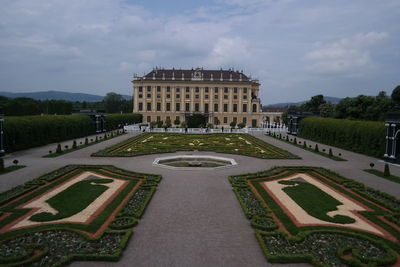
[
  {"left": 4, "top": 115, "right": 95, "bottom": 152},
  {"left": 298, "top": 117, "right": 386, "bottom": 157},
  {"left": 105, "top": 114, "right": 142, "bottom": 130}
]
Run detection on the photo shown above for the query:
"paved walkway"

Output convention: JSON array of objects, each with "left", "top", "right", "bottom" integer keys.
[{"left": 0, "top": 131, "right": 399, "bottom": 267}]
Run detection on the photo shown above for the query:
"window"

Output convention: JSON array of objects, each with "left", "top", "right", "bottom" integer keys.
[
  {"left": 157, "top": 102, "right": 161, "bottom": 111},
  {"left": 243, "top": 104, "right": 247, "bottom": 112},
  {"left": 157, "top": 116, "right": 161, "bottom": 122},
  {"left": 224, "top": 95, "right": 228, "bottom": 99},
  {"left": 205, "top": 103, "right": 209, "bottom": 113},
  {"left": 224, "top": 87, "right": 228, "bottom": 93},
  {"left": 186, "top": 94, "right": 190, "bottom": 99},
  {"left": 176, "top": 94, "right": 180, "bottom": 99},
  {"left": 147, "top": 94, "right": 151, "bottom": 98},
  {"left": 252, "top": 119, "right": 257, "bottom": 127},
  {"left": 233, "top": 117, "right": 237, "bottom": 123},
  {"left": 214, "top": 87, "right": 219, "bottom": 93},
  {"left": 205, "top": 87, "right": 209, "bottom": 93},
  {"left": 223, "top": 104, "right": 228, "bottom": 112},
  {"left": 176, "top": 103, "right": 180, "bottom": 111},
  {"left": 205, "top": 94, "right": 209, "bottom": 99},
  {"left": 176, "top": 87, "right": 180, "bottom": 92},
  {"left": 214, "top": 94, "right": 218, "bottom": 99},
  {"left": 243, "top": 87, "right": 247, "bottom": 93},
  {"left": 195, "top": 95, "right": 199, "bottom": 99},
  {"left": 234, "top": 87, "right": 238, "bottom": 93},
  {"left": 147, "top": 102, "right": 151, "bottom": 111},
  {"left": 138, "top": 86, "right": 143, "bottom": 92},
  {"left": 166, "top": 86, "right": 171, "bottom": 92},
  {"left": 252, "top": 104, "right": 257, "bottom": 112},
  {"left": 223, "top": 117, "right": 228, "bottom": 123},
  {"left": 157, "top": 94, "right": 161, "bottom": 98},
  {"left": 138, "top": 94, "right": 143, "bottom": 98},
  {"left": 167, "top": 94, "right": 171, "bottom": 98},
  {"left": 186, "top": 86, "right": 190, "bottom": 92},
  {"left": 233, "top": 104, "right": 237, "bottom": 112},
  {"left": 176, "top": 116, "right": 180, "bottom": 122},
  {"left": 243, "top": 117, "right": 247, "bottom": 124},
  {"left": 166, "top": 116, "right": 170, "bottom": 121},
  {"left": 243, "top": 95, "right": 247, "bottom": 100},
  {"left": 185, "top": 103, "right": 190, "bottom": 111},
  {"left": 234, "top": 95, "right": 237, "bottom": 99},
  {"left": 214, "top": 103, "right": 219, "bottom": 112},
  {"left": 195, "top": 87, "right": 199, "bottom": 93},
  {"left": 147, "top": 116, "right": 151, "bottom": 123},
  {"left": 157, "top": 86, "right": 161, "bottom": 92},
  {"left": 139, "top": 102, "right": 143, "bottom": 111},
  {"left": 147, "top": 86, "right": 151, "bottom": 92},
  {"left": 166, "top": 103, "right": 171, "bottom": 111},
  {"left": 195, "top": 103, "right": 199, "bottom": 112}
]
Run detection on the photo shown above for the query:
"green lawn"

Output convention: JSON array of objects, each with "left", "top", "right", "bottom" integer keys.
[
  {"left": 92, "top": 133, "right": 300, "bottom": 159},
  {"left": 364, "top": 169, "right": 400, "bottom": 184}
]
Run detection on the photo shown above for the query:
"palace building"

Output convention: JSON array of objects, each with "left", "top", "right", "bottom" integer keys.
[{"left": 132, "top": 68, "right": 264, "bottom": 127}]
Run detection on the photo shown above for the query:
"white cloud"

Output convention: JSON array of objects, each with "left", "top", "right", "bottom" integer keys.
[{"left": 305, "top": 32, "right": 388, "bottom": 74}]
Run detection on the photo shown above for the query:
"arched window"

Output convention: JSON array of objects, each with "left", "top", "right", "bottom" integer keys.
[{"left": 252, "top": 104, "right": 257, "bottom": 112}]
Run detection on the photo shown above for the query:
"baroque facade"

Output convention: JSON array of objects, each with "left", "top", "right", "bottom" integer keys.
[{"left": 132, "top": 68, "right": 264, "bottom": 127}]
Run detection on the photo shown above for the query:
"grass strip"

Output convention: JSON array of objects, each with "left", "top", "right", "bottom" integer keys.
[
  {"left": 364, "top": 169, "right": 400, "bottom": 184},
  {"left": 0, "top": 165, "right": 26, "bottom": 176},
  {"left": 266, "top": 132, "right": 346, "bottom": 161}
]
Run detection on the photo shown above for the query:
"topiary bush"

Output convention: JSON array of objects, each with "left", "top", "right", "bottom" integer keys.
[
  {"left": 384, "top": 163, "right": 390, "bottom": 177},
  {"left": 72, "top": 140, "right": 77, "bottom": 149},
  {"left": 105, "top": 114, "right": 142, "bottom": 130},
  {"left": 56, "top": 143, "right": 62, "bottom": 153},
  {"left": 0, "top": 158, "right": 4, "bottom": 172}
]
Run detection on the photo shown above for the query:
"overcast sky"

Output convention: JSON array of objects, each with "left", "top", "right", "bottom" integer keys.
[{"left": 0, "top": 0, "right": 399, "bottom": 104}]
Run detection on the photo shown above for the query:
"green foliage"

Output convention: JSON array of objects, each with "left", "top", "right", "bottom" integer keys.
[
  {"left": 72, "top": 140, "right": 77, "bottom": 149},
  {"left": 103, "top": 92, "right": 132, "bottom": 113},
  {"left": 390, "top": 85, "right": 400, "bottom": 104},
  {"left": 85, "top": 137, "right": 89, "bottom": 145},
  {"left": 165, "top": 118, "right": 172, "bottom": 128},
  {"left": 237, "top": 122, "right": 246, "bottom": 129},
  {"left": 173, "top": 118, "right": 180, "bottom": 125},
  {"left": 156, "top": 120, "right": 163, "bottom": 128},
  {"left": 0, "top": 96, "right": 73, "bottom": 116},
  {"left": 300, "top": 94, "right": 326, "bottom": 114},
  {"left": 329, "top": 148, "right": 333, "bottom": 156},
  {"left": 298, "top": 117, "right": 386, "bottom": 157},
  {"left": 230, "top": 121, "right": 237, "bottom": 128},
  {"left": 314, "top": 143, "right": 319, "bottom": 152},
  {"left": 105, "top": 113, "right": 142, "bottom": 130},
  {"left": 187, "top": 114, "right": 207, "bottom": 128},
  {"left": 384, "top": 163, "right": 390, "bottom": 177},
  {"left": 364, "top": 169, "right": 400, "bottom": 184},
  {"left": 4, "top": 115, "right": 95, "bottom": 153}
]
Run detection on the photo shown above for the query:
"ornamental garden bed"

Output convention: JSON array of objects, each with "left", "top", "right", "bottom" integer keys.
[
  {"left": 0, "top": 165, "right": 161, "bottom": 266},
  {"left": 266, "top": 132, "right": 346, "bottom": 161},
  {"left": 229, "top": 166, "right": 399, "bottom": 266},
  {"left": 92, "top": 133, "right": 300, "bottom": 159},
  {"left": 364, "top": 169, "right": 400, "bottom": 185}
]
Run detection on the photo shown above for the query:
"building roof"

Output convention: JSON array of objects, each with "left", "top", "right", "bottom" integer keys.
[{"left": 134, "top": 68, "right": 256, "bottom": 83}]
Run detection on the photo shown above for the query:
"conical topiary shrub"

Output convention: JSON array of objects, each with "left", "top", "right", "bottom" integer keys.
[
  {"left": 329, "top": 148, "right": 333, "bottom": 156},
  {"left": 56, "top": 143, "right": 62, "bottom": 153},
  {"left": 314, "top": 144, "right": 319, "bottom": 152},
  {"left": 0, "top": 158, "right": 4, "bottom": 172},
  {"left": 72, "top": 140, "right": 77, "bottom": 149},
  {"left": 384, "top": 163, "right": 390, "bottom": 177},
  {"left": 85, "top": 137, "right": 89, "bottom": 145}
]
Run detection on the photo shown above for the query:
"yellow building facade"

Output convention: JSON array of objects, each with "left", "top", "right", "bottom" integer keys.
[{"left": 132, "top": 68, "right": 264, "bottom": 127}]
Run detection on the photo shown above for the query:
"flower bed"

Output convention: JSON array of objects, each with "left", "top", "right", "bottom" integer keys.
[
  {"left": 92, "top": 133, "right": 300, "bottom": 159},
  {"left": 0, "top": 165, "right": 161, "bottom": 266},
  {"left": 229, "top": 166, "right": 400, "bottom": 266}
]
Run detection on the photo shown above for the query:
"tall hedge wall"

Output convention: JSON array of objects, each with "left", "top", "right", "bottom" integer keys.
[
  {"left": 105, "top": 114, "right": 142, "bottom": 130},
  {"left": 4, "top": 115, "right": 95, "bottom": 152},
  {"left": 298, "top": 117, "right": 386, "bottom": 157}
]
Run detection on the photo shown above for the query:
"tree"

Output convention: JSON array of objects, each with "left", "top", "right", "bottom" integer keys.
[
  {"left": 237, "top": 122, "right": 246, "bottom": 129},
  {"left": 230, "top": 121, "right": 237, "bottom": 128},
  {"left": 301, "top": 95, "right": 326, "bottom": 114},
  {"left": 391, "top": 85, "right": 400, "bottom": 104},
  {"left": 319, "top": 103, "right": 335, "bottom": 117},
  {"left": 174, "top": 118, "right": 180, "bottom": 126},
  {"left": 103, "top": 92, "right": 124, "bottom": 113},
  {"left": 165, "top": 118, "right": 172, "bottom": 128}
]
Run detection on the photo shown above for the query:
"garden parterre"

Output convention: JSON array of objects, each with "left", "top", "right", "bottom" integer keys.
[
  {"left": 92, "top": 132, "right": 300, "bottom": 159},
  {"left": 229, "top": 166, "right": 400, "bottom": 266},
  {"left": 0, "top": 165, "right": 161, "bottom": 266}
]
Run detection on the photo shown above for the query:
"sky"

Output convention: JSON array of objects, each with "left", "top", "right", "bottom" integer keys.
[{"left": 0, "top": 0, "right": 399, "bottom": 104}]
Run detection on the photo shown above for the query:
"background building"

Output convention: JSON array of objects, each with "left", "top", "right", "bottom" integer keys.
[{"left": 132, "top": 68, "right": 263, "bottom": 127}]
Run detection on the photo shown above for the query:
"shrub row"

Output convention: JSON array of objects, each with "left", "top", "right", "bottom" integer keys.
[
  {"left": 298, "top": 117, "right": 386, "bottom": 157},
  {"left": 105, "top": 113, "right": 142, "bottom": 130},
  {"left": 3, "top": 113, "right": 142, "bottom": 152}
]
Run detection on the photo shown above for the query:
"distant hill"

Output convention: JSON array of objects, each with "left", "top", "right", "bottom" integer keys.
[
  {"left": 266, "top": 96, "right": 342, "bottom": 107},
  {"left": 0, "top": 91, "right": 132, "bottom": 102}
]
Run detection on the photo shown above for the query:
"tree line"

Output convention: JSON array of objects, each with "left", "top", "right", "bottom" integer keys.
[
  {"left": 0, "top": 92, "right": 133, "bottom": 116},
  {"left": 284, "top": 85, "right": 400, "bottom": 122}
]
